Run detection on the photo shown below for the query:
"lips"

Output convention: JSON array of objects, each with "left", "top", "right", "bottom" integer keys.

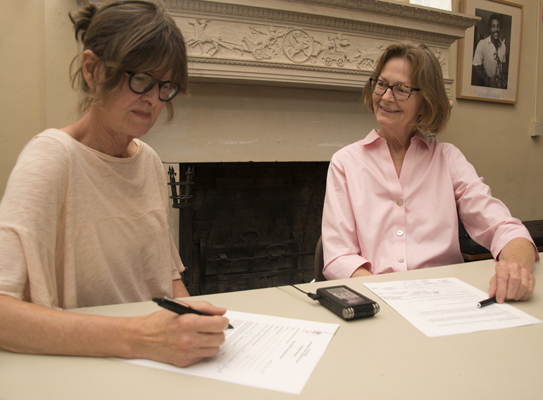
[
  {"left": 132, "top": 109, "right": 152, "bottom": 119},
  {"left": 379, "top": 105, "right": 399, "bottom": 113}
]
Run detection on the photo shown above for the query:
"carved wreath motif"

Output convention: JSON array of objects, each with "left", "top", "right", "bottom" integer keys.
[{"left": 183, "top": 19, "right": 398, "bottom": 71}]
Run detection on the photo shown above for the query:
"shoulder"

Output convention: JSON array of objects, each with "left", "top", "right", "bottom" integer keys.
[
  {"left": 133, "top": 140, "right": 167, "bottom": 183},
  {"left": 431, "top": 140, "right": 480, "bottom": 183},
  {"left": 134, "top": 139, "right": 163, "bottom": 169},
  {"left": 16, "top": 129, "right": 74, "bottom": 173},
  {"left": 428, "top": 139, "right": 470, "bottom": 164},
  {"left": 2, "top": 130, "right": 74, "bottom": 217},
  {"left": 332, "top": 140, "right": 361, "bottom": 157},
  {"left": 330, "top": 142, "right": 362, "bottom": 171},
  {"left": 24, "top": 129, "right": 72, "bottom": 150},
  {"left": 135, "top": 139, "right": 159, "bottom": 158},
  {"left": 434, "top": 140, "right": 466, "bottom": 159},
  {"left": 331, "top": 130, "right": 379, "bottom": 164},
  {"left": 475, "top": 37, "right": 490, "bottom": 49}
]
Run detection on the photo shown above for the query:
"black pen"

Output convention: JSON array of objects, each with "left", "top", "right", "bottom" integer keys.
[
  {"left": 477, "top": 296, "right": 497, "bottom": 308},
  {"left": 152, "top": 297, "right": 233, "bottom": 329}
]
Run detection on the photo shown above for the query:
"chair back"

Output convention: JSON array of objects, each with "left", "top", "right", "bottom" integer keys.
[{"left": 314, "top": 235, "right": 326, "bottom": 282}]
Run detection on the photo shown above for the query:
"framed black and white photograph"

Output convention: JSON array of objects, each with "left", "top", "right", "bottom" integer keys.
[{"left": 457, "top": 0, "right": 522, "bottom": 103}]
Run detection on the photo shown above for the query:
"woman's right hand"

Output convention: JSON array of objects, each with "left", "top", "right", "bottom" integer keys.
[{"left": 131, "top": 301, "right": 230, "bottom": 367}]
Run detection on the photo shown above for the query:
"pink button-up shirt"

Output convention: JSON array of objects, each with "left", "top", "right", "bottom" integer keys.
[{"left": 322, "top": 129, "right": 536, "bottom": 280}]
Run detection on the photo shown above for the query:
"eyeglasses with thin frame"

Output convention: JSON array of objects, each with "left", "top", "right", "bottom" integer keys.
[
  {"left": 369, "top": 78, "right": 420, "bottom": 101},
  {"left": 127, "top": 72, "right": 180, "bottom": 102}
]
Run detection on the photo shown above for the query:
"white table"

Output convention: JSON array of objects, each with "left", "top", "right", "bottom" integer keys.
[{"left": 1, "top": 255, "right": 542, "bottom": 399}]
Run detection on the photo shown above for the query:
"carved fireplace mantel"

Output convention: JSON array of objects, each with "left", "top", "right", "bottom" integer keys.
[{"left": 164, "top": 0, "right": 479, "bottom": 92}]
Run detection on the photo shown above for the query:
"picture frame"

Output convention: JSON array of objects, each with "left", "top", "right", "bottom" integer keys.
[{"left": 456, "top": 0, "right": 523, "bottom": 103}]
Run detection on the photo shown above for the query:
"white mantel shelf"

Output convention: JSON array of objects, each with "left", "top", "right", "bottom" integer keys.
[{"left": 164, "top": 0, "right": 479, "bottom": 91}]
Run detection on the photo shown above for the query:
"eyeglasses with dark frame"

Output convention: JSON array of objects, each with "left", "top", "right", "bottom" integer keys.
[
  {"left": 369, "top": 78, "right": 420, "bottom": 101},
  {"left": 126, "top": 72, "right": 180, "bottom": 102}
]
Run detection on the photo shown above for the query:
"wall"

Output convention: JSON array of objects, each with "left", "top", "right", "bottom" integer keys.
[
  {"left": 1, "top": 0, "right": 542, "bottom": 224},
  {"left": 1, "top": 1, "right": 44, "bottom": 197},
  {"left": 0, "top": 0, "right": 78, "bottom": 201},
  {"left": 144, "top": 82, "right": 374, "bottom": 163}
]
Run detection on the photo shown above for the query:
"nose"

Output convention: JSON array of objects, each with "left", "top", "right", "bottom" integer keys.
[
  {"left": 140, "top": 83, "right": 160, "bottom": 104},
  {"left": 381, "top": 86, "right": 395, "bottom": 101}
]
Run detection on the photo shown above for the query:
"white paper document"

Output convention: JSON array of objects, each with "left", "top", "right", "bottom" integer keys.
[
  {"left": 364, "top": 278, "right": 541, "bottom": 337},
  {"left": 120, "top": 310, "right": 339, "bottom": 394}
]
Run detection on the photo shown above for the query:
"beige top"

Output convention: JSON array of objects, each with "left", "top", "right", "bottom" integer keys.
[{"left": 0, "top": 129, "right": 184, "bottom": 309}]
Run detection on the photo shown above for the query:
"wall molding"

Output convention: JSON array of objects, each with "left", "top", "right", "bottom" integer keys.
[
  {"left": 277, "top": 0, "right": 478, "bottom": 31},
  {"left": 161, "top": 0, "right": 478, "bottom": 91}
]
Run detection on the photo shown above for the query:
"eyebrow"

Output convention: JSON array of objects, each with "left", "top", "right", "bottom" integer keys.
[{"left": 377, "top": 78, "right": 413, "bottom": 87}]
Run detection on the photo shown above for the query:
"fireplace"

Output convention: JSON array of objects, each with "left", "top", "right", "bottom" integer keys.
[{"left": 167, "top": 161, "right": 328, "bottom": 294}]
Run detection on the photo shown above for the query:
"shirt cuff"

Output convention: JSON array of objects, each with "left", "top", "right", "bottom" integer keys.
[{"left": 323, "top": 255, "right": 371, "bottom": 280}]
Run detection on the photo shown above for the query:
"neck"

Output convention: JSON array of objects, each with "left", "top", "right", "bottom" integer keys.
[
  {"left": 378, "top": 126, "right": 417, "bottom": 153},
  {"left": 63, "top": 108, "right": 136, "bottom": 158},
  {"left": 378, "top": 127, "right": 417, "bottom": 178}
]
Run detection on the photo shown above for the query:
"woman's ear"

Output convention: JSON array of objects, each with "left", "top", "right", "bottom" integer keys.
[{"left": 81, "top": 50, "right": 101, "bottom": 90}]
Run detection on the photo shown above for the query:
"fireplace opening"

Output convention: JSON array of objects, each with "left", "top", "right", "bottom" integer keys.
[{"left": 167, "top": 161, "right": 328, "bottom": 295}]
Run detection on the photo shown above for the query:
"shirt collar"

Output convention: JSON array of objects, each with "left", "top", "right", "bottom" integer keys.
[
  {"left": 362, "top": 128, "right": 432, "bottom": 149},
  {"left": 360, "top": 129, "right": 383, "bottom": 146}
]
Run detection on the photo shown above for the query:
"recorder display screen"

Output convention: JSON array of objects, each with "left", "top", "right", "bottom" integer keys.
[{"left": 325, "top": 287, "right": 367, "bottom": 305}]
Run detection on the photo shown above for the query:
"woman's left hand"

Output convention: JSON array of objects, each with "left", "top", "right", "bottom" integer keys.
[
  {"left": 489, "top": 260, "right": 535, "bottom": 302},
  {"left": 489, "top": 238, "right": 537, "bottom": 302}
]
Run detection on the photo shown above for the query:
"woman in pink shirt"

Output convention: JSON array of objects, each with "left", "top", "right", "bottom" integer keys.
[{"left": 322, "top": 41, "right": 537, "bottom": 303}]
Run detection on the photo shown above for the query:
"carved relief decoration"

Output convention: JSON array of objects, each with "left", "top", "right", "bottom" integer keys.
[
  {"left": 182, "top": 18, "right": 387, "bottom": 71},
  {"left": 162, "top": 1, "right": 477, "bottom": 91}
]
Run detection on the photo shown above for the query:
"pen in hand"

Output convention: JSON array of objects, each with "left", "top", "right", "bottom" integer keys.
[
  {"left": 477, "top": 296, "right": 497, "bottom": 308},
  {"left": 152, "top": 297, "right": 233, "bottom": 329}
]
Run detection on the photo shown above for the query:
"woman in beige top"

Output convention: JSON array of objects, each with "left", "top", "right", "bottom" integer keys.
[{"left": 0, "top": 1, "right": 229, "bottom": 367}]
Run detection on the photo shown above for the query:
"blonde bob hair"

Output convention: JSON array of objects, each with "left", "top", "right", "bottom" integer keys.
[
  {"left": 69, "top": 0, "right": 188, "bottom": 121},
  {"left": 362, "top": 41, "right": 451, "bottom": 135}
]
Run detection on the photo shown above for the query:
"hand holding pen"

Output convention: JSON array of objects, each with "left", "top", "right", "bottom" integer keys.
[
  {"left": 488, "top": 243, "right": 536, "bottom": 303},
  {"left": 134, "top": 298, "right": 231, "bottom": 367},
  {"left": 153, "top": 297, "right": 233, "bottom": 329}
]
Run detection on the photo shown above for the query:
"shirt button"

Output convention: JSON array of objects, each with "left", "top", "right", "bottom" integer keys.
[
  {"left": 396, "top": 199, "right": 403, "bottom": 206},
  {"left": 397, "top": 257, "right": 404, "bottom": 262},
  {"left": 397, "top": 229, "right": 404, "bottom": 236}
]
